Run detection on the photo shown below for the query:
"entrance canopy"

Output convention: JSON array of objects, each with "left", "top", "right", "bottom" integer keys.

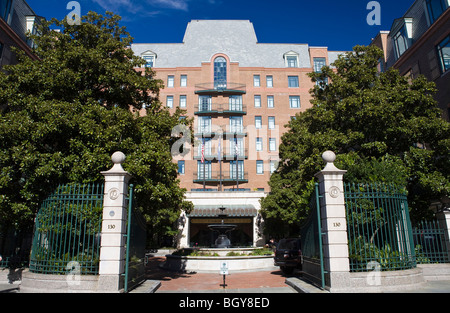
[{"left": 187, "top": 204, "right": 257, "bottom": 217}]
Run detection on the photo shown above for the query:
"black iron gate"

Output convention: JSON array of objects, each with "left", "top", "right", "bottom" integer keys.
[
  {"left": 123, "top": 184, "right": 147, "bottom": 292},
  {"left": 299, "top": 183, "right": 325, "bottom": 289}
]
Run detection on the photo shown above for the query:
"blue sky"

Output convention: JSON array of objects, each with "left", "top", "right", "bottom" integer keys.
[{"left": 27, "top": 0, "right": 414, "bottom": 51}]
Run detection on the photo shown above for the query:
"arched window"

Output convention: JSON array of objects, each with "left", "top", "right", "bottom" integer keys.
[{"left": 214, "top": 56, "right": 227, "bottom": 89}]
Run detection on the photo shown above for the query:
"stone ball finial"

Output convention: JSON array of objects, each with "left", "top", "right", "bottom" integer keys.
[
  {"left": 322, "top": 150, "right": 336, "bottom": 163},
  {"left": 111, "top": 151, "right": 126, "bottom": 164}
]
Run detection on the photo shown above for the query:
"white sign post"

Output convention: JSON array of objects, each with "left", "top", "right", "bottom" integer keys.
[{"left": 220, "top": 261, "right": 228, "bottom": 289}]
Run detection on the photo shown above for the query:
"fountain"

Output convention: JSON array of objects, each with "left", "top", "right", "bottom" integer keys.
[
  {"left": 208, "top": 220, "right": 237, "bottom": 248},
  {"left": 161, "top": 207, "right": 274, "bottom": 272}
]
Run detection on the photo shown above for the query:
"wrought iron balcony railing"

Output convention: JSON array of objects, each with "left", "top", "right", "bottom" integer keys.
[
  {"left": 195, "top": 82, "right": 246, "bottom": 95},
  {"left": 195, "top": 125, "right": 247, "bottom": 137},
  {"left": 194, "top": 103, "right": 247, "bottom": 115},
  {"left": 193, "top": 171, "right": 249, "bottom": 183},
  {"left": 193, "top": 148, "right": 249, "bottom": 160}
]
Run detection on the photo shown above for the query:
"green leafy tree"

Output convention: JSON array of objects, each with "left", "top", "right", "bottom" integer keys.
[
  {"left": 261, "top": 45, "right": 450, "bottom": 237},
  {"left": 0, "top": 12, "right": 192, "bottom": 245}
]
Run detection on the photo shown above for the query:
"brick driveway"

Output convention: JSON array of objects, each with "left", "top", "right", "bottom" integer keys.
[{"left": 145, "top": 257, "right": 291, "bottom": 292}]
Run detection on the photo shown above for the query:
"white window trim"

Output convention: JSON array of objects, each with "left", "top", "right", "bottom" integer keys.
[
  {"left": 266, "top": 75, "right": 273, "bottom": 88},
  {"left": 256, "top": 160, "right": 264, "bottom": 175},
  {"left": 269, "top": 138, "right": 276, "bottom": 151},
  {"left": 289, "top": 96, "right": 301, "bottom": 108},
  {"left": 166, "top": 95, "right": 173, "bottom": 108},
  {"left": 254, "top": 95, "right": 261, "bottom": 108},
  {"left": 256, "top": 137, "right": 263, "bottom": 151},
  {"left": 390, "top": 18, "right": 413, "bottom": 60},
  {"left": 167, "top": 75, "right": 175, "bottom": 88},
  {"left": 141, "top": 50, "right": 157, "bottom": 68},
  {"left": 283, "top": 51, "right": 300, "bottom": 68}
]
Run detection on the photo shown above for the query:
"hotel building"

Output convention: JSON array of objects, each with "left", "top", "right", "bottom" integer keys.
[
  {"left": 0, "top": 0, "right": 40, "bottom": 68},
  {"left": 371, "top": 0, "right": 450, "bottom": 121},
  {"left": 132, "top": 20, "right": 345, "bottom": 247}
]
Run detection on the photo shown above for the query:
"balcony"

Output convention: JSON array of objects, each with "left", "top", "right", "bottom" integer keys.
[
  {"left": 193, "top": 148, "right": 249, "bottom": 160},
  {"left": 193, "top": 171, "right": 249, "bottom": 183},
  {"left": 195, "top": 83, "right": 246, "bottom": 95},
  {"left": 194, "top": 103, "right": 247, "bottom": 115},
  {"left": 195, "top": 125, "right": 247, "bottom": 138}
]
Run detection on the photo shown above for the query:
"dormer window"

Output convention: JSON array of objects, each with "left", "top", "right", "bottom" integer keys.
[
  {"left": 141, "top": 51, "right": 157, "bottom": 68},
  {"left": 391, "top": 18, "right": 413, "bottom": 60},
  {"left": 0, "top": 0, "right": 12, "bottom": 23},
  {"left": 426, "top": 0, "right": 449, "bottom": 25},
  {"left": 283, "top": 51, "right": 299, "bottom": 68}
]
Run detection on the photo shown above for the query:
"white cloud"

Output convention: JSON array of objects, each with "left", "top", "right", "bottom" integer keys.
[
  {"left": 149, "top": 0, "right": 189, "bottom": 11},
  {"left": 92, "top": 0, "right": 190, "bottom": 14},
  {"left": 92, "top": 0, "right": 143, "bottom": 14}
]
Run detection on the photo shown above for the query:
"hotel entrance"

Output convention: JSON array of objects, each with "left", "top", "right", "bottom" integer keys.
[
  {"left": 189, "top": 217, "right": 253, "bottom": 247},
  {"left": 186, "top": 204, "right": 258, "bottom": 248}
]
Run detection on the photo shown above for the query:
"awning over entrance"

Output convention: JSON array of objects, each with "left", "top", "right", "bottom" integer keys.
[{"left": 187, "top": 204, "right": 258, "bottom": 217}]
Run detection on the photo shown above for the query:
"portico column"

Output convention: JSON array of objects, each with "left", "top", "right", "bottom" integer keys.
[
  {"left": 314, "top": 151, "right": 350, "bottom": 289},
  {"left": 98, "top": 151, "right": 131, "bottom": 292}
]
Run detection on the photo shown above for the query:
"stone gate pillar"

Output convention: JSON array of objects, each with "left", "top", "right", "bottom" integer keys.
[
  {"left": 314, "top": 151, "right": 350, "bottom": 290},
  {"left": 437, "top": 206, "right": 450, "bottom": 260},
  {"left": 98, "top": 151, "right": 131, "bottom": 292}
]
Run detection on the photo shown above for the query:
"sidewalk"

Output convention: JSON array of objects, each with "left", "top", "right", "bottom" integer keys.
[
  {"left": 138, "top": 257, "right": 450, "bottom": 294},
  {"left": 141, "top": 256, "right": 296, "bottom": 293}
]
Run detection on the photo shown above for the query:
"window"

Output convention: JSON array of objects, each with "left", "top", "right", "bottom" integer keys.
[
  {"left": 167, "top": 75, "right": 174, "bottom": 88},
  {"left": 230, "top": 116, "right": 243, "bottom": 133},
  {"left": 287, "top": 56, "right": 298, "bottom": 67},
  {"left": 180, "top": 75, "right": 187, "bottom": 87},
  {"left": 0, "top": 42, "right": 3, "bottom": 60},
  {"left": 268, "top": 116, "right": 275, "bottom": 129},
  {"left": 426, "top": 0, "right": 449, "bottom": 25},
  {"left": 437, "top": 35, "right": 450, "bottom": 73},
  {"left": 178, "top": 161, "right": 185, "bottom": 175},
  {"left": 214, "top": 56, "right": 227, "bottom": 88},
  {"left": 230, "top": 138, "right": 244, "bottom": 157},
  {"left": 180, "top": 95, "right": 187, "bottom": 108},
  {"left": 198, "top": 116, "right": 211, "bottom": 133},
  {"left": 284, "top": 51, "right": 299, "bottom": 67},
  {"left": 230, "top": 161, "right": 244, "bottom": 179},
  {"left": 313, "top": 58, "right": 329, "bottom": 85},
  {"left": 289, "top": 96, "right": 300, "bottom": 108},
  {"left": 255, "top": 116, "right": 262, "bottom": 129},
  {"left": 166, "top": 96, "right": 173, "bottom": 108},
  {"left": 288, "top": 76, "right": 299, "bottom": 87},
  {"left": 267, "top": 95, "right": 274, "bottom": 108},
  {"left": 392, "top": 19, "right": 413, "bottom": 59},
  {"left": 256, "top": 160, "right": 264, "bottom": 174},
  {"left": 253, "top": 75, "right": 260, "bottom": 87},
  {"left": 198, "top": 137, "right": 212, "bottom": 156},
  {"left": 197, "top": 161, "right": 212, "bottom": 179},
  {"left": 143, "top": 55, "right": 154, "bottom": 68},
  {"left": 270, "top": 160, "right": 278, "bottom": 174},
  {"left": 254, "top": 95, "right": 261, "bottom": 108},
  {"left": 266, "top": 75, "right": 273, "bottom": 87},
  {"left": 0, "top": 0, "right": 12, "bottom": 22},
  {"left": 229, "top": 95, "right": 242, "bottom": 111},
  {"left": 313, "top": 58, "right": 327, "bottom": 73},
  {"left": 269, "top": 138, "right": 276, "bottom": 151},
  {"left": 199, "top": 95, "right": 212, "bottom": 111},
  {"left": 256, "top": 137, "right": 263, "bottom": 151}
]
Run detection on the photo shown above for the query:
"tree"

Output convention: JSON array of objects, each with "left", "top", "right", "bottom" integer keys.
[
  {"left": 261, "top": 45, "right": 450, "bottom": 237},
  {"left": 0, "top": 12, "right": 192, "bottom": 245}
]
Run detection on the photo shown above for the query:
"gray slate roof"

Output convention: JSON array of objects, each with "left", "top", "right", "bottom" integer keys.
[{"left": 131, "top": 20, "right": 344, "bottom": 68}]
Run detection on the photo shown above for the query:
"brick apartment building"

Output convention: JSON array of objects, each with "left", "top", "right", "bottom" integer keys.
[
  {"left": 0, "top": 0, "right": 40, "bottom": 68},
  {"left": 132, "top": 20, "right": 345, "bottom": 247},
  {"left": 371, "top": 0, "right": 450, "bottom": 121}
]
